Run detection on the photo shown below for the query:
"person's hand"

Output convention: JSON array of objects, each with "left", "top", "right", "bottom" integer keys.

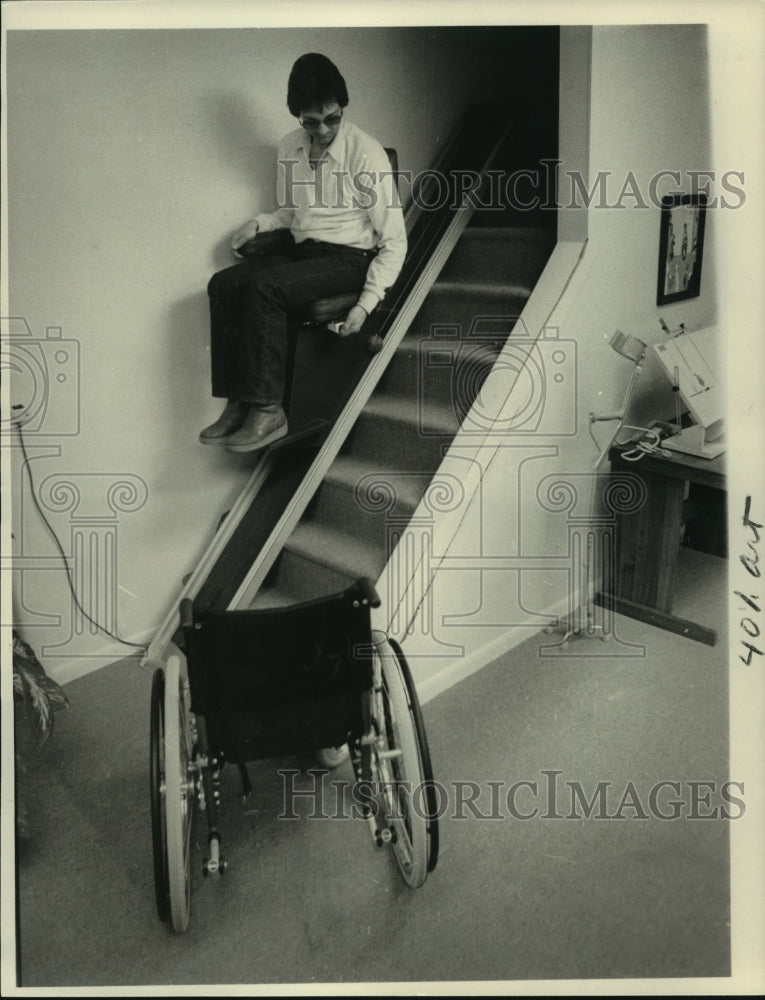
[
  {"left": 232, "top": 220, "right": 259, "bottom": 256},
  {"left": 338, "top": 304, "right": 368, "bottom": 337}
]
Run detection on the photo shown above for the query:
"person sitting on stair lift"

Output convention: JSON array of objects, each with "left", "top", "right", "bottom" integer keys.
[{"left": 200, "top": 52, "right": 407, "bottom": 452}]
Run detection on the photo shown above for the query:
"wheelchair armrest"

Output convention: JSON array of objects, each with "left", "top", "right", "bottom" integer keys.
[
  {"left": 236, "top": 230, "right": 292, "bottom": 258},
  {"left": 233, "top": 237, "right": 357, "bottom": 329},
  {"left": 296, "top": 292, "right": 359, "bottom": 327}
]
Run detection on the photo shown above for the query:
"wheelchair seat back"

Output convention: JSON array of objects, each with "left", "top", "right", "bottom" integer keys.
[{"left": 180, "top": 580, "right": 379, "bottom": 762}]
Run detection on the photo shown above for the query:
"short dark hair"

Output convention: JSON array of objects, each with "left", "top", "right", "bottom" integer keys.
[{"left": 287, "top": 53, "right": 349, "bottom": 117}]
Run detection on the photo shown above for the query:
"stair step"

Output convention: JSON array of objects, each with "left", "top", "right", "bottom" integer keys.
[
  {"left": 410, "top": 285, "right": 531, "bottom": 339},
  {"left": 285, "top": 521, "right": 388, "bottom": 583},
  {"left": 441, "top": 226, "right": 555, "bottom": 286},
  {"left": 302, "top": 458, "right": 432, "bottom": 553},
  {"left": 341, "top": 427, "right": 451, "bottom": 481},
  {"left": 255, "top": 550, "right": 357, "bottom": 607},
  {"left": 248, "top": 584, "right": 303, "bottom": 610},
  {"left": 324, "top": 454, "right": 435, "bottom": 510},
  {"left": 376, "top": 332, "right": 502, "bottom": 405},
  {"left": 433, "top": 279, "right": 533, "bottom": 299},
  {"left": 367, "top": 385, "right": 459, "bottom": 428}
]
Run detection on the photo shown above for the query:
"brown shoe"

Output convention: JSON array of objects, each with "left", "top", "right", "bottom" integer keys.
[
  {"left": 225, "top": 405, "right": 288, "bottom": 452},
  {"left": 199, "top": 400, "right": 248, "bottom": 444}
]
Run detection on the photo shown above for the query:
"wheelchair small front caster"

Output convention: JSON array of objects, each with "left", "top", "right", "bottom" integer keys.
[
  {"left": 202, "top": 856, "right": 227, "bottom": 876},
  {"left": 375, "top": 826, "right": 394, "bottom": 847},
  {"left": 203, "top": 833, "right": 225, "bottom": 876}
]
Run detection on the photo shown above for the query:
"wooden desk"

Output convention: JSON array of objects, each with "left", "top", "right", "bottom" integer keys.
[{"left": 597, "top": 444, "right": 726, "bottom": 645}]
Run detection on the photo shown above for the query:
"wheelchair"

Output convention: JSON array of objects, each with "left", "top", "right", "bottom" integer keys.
[{"left": 149, "top": 579, "right": 439, "bottom": 932}]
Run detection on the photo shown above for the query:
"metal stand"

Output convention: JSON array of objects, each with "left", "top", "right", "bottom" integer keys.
[{"left": 546, "top": 330, "right": 647, "bottom": 649}]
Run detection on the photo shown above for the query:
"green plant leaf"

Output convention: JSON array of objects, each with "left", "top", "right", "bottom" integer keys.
[
  {"left": 19, "top": 668, "right": 55, "bottom": 745},
  {"left": 13, "top": 629, "right": 69, "bottom": 745}
]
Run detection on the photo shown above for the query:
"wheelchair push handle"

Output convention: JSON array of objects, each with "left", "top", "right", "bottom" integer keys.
[
  {"left": 180, "top": 597, "right": 194, "bottom": 630},
  {"left": 357, "top": 577, "right": 381, "bottom": 609}
]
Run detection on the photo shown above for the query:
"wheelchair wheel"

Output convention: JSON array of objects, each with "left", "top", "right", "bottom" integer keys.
[
  {"left": 149, "top": 666, "right": 170, "bottom": 922},
  {"left": 388, "top": 638, "right": 439, "bottom": 874},
  {"left": 164, "top": 653, "right": 194, "bottom": 932},
  {"left": 372, "top": 634, "right": 433, "bottom": 888}
]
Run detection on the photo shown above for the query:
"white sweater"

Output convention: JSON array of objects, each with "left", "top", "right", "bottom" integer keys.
[{"left": 255, "top": 119, "right": 407, "bottom": 315}]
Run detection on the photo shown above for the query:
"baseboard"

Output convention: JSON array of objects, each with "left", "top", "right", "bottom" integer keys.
[
  {"left": 42, "top": 627, "right": 155, "bottom": 687},
  {"left": 417, "top": 593, "right": 573, "bottom": 705}
]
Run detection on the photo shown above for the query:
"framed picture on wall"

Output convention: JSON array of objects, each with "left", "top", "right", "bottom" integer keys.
[{"left": 656, "top": 193, "right": 707, "bottom": 305}]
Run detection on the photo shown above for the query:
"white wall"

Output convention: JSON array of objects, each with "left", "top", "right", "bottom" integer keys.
[
  {"left": 4, "top": 25, "right": 551, "bottom": 681},
  {"left": 399, "top": 24, "right": 724, "bottom": 696}
]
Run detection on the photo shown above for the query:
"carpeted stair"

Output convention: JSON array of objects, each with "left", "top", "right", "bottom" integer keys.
[{"left": 252, "top": 219, "right": 556, "bottom": 609}]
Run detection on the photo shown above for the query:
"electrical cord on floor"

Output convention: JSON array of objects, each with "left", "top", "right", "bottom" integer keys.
[{"left": 12, "top": 412, "right": 149, "bottom": 657}]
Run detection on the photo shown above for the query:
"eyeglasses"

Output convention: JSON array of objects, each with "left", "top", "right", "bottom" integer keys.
[{"left": 299, "top": 111, "right": 343, "bottom": 131}]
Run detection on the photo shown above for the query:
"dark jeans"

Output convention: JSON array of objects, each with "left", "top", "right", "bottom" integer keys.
[{"left": 207, "top": 235, "right": 373, "bottom": 406}]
